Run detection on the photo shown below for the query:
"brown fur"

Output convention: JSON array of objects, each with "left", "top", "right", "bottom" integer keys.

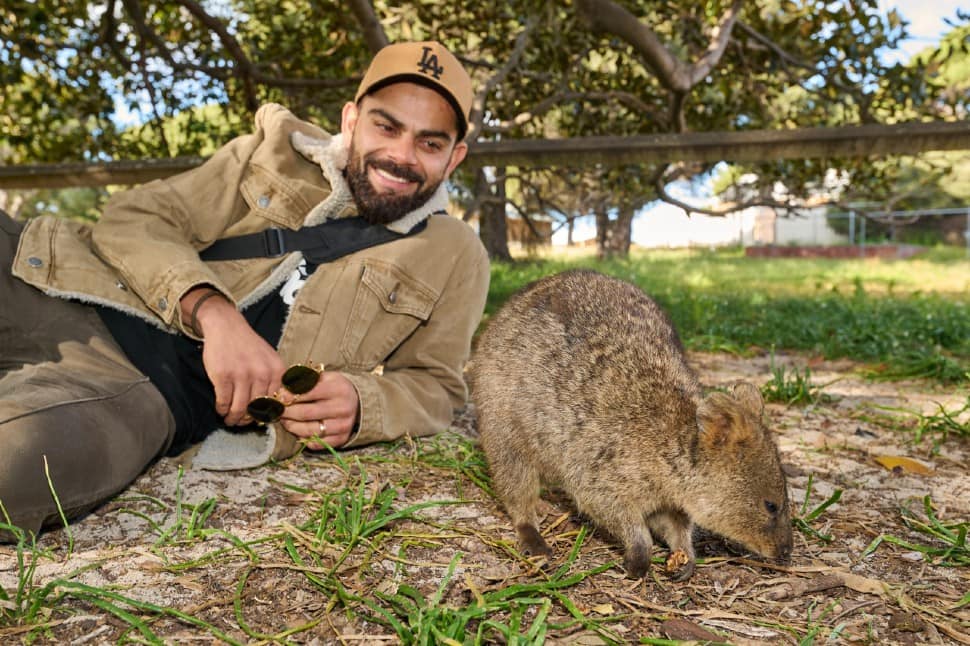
[{"left": 471, "top": 269, "right": 793, "bottom": 580}]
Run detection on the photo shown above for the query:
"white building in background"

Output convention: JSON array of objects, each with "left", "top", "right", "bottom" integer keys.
[
  {"left": 631, "top": 204, "right": 846, "bottom": 248},
  {"left": 551, "top": 171, "right": 849, "bottom": 248},
  {"left": 553, "top": 203, "right": 847, "bottom": 248}
]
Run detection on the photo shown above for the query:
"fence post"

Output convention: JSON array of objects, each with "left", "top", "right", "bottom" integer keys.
[
  {"left": 848, "top": 210, "right": 855, "bottom": 246},
  {"left": 860, "top": 216, "right": 867, "bottom": 258},
  {"left": 965, "top": 207, "right": 970, "bottom": 258}
]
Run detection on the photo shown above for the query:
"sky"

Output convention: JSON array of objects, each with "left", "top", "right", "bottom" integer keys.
[
  {"left": 555, "top": 1, "right": 965, "bottom": 246},
  {"left": 882, "top": 0, "right": 965, "bottom": 61}
]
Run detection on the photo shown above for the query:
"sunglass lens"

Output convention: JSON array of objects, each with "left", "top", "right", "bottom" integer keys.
[
  {"left": 247, "top": 396, "right": 285, "bottom": 424},
  {"left": 282, "top": 365, "right": 320, "bottom": 394}
]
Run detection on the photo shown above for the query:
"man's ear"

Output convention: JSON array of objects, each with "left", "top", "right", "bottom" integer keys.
[
  {"left": 341, "top": 101, "right": 359, "bottom": 139},
  {"left": 445, "top": 141, "right": 468, "bottom": 178}
]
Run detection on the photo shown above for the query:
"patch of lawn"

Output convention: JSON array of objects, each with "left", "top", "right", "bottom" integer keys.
[
  {"left": 487, "top": 248, "right": 970, "bottom": 383},
  {"left": 761, "top": 353, "right": 835, "bottom": 406}
]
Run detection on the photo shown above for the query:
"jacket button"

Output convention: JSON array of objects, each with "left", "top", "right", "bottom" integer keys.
[
  {"left": 27, "top": 256, "right": 44, "bottom": 267},
  {"left": 157, "top": 297, "right": 168, "bottom": 311},
  {"left": 257, "top": 195, "right": 271, "bottom": 208},
  {"left": 116, "top": 281, "right": 128, "bottom": 291},
  {"left": 388, "top": 290, "right": 397, "bottom": 304}
]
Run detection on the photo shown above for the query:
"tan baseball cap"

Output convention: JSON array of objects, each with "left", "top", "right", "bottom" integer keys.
[{"left": 355, "top": 41, "right": 473, "bottom": 140}]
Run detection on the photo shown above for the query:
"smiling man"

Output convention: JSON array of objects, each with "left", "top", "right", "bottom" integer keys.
[
  {"left": 0, "top": 41, "right": 490, "bottom": 538},
  {"left": 344, "top": 52, "right": 470, "bottom": 225}
]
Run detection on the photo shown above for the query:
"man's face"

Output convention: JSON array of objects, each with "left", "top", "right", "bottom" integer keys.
[{"left": 341, "top": 82, "right": 468, "bottom": 225}]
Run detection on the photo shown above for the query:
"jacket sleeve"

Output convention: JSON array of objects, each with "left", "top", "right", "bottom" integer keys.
[
  {"left": 90, "top": 133, "right": 262, "bottom": 331},
  {"left": 342, "top": 236, "right": 490, "bottom": 447}
]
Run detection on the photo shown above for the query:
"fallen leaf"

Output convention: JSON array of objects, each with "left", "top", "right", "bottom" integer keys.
[
  {"left": 661, "top": 618, "right": 722, "bottom": 642},
  {"left": 889, "top": 610, "right": 924, "bottom": 632},
  {"left": 591, "top": 603, "right": 614, "bottom": 615},
  {"left": 173, "top": 575, "right": 204, "bottom": 592},
  {"left": 840, "top": 572, "right": 890, "bottom": 596},
  {"left": 701, "top": 619, "right": 780, "bottom": 639},
  {"left": 873, "top": 455, "right": 935, "bottom": 476},
  {"left": 564, "top": 633, "right": 610, "bottom": 645}
]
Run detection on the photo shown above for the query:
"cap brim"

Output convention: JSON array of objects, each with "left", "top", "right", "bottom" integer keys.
[{"left": 359, "top": 74, "right": 468, "bottom": 140}]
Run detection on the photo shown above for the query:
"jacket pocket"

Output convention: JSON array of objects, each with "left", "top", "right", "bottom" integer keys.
[{"left": 339, "top": 262, "right": 437, "bottom": 370}]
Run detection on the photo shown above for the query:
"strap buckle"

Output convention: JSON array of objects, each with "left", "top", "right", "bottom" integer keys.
[{"left": 262, "top": 228, "right": 286, "bottom": 257}]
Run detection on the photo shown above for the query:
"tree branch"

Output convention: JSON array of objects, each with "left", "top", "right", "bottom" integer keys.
[
  {"left": 575, "top": 0, "right": 743, "bottom": 131},
  {"left": 653, "top": 165, "right": 800, "bottom": 217},
  {"left": 575, "top": 0, "right": 742, "bottom": 94},
  {"left": 110, "top": 0, "right": 359, "bottom": 111},
  {"left": 512, "top": 170, "right": 584, "bottom": 221},
  {"left": 504, "top": 199, "right": 549, "bottom": 241},
  {"left": 345, "top": 0, "right": 389, "bottom": 54},
  {"left": 484, "top": 90, "right": 667, "bottom": 134},
  {"left": 98, "top": 0, "right": 133, "bottom": 69},
  {"left": 734, "top": 20, "right": 874, "bottom": 122},
  {"left": 469, "top": 17, "right": 536, "bottom": 141},
  {"left": 118, "top": 0, "right": 171, "bottom": 149},
  {"left": 575, "top": 0, "right": 687, "bottom": 92},
  {"left": 734, "top": 20, "right": 814, "bottom": 72},
  {"left": 173, "top": 0, "right": 259, "bottom": 111},
  {"left": 688, "top": 0, "right": 744, "bottom": 86}
]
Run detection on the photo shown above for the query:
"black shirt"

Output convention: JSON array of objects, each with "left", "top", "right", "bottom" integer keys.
[{"left": 97, "top": 260, "right": 316, "bottom": 454}]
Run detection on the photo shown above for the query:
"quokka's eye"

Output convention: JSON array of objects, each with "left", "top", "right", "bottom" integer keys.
[{"left": 765, "top": 500, "right": 779, "bottom": 515}]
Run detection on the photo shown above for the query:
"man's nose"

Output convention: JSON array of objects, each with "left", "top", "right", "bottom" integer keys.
[{"left": 386, "top": 135, "right": 418, "bottom": 166}]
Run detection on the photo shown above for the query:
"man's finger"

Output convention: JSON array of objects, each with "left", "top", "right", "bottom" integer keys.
[
  {"left": 225, "top": 378, "right": 255, "bottom": 425},
  {"left": 213, "top": 377, "right": 233, "bottom": 416}
]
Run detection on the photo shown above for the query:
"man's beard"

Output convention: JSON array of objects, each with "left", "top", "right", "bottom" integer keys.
[{"left": 345, "top": 145, "right": 443, "bottom": 225}]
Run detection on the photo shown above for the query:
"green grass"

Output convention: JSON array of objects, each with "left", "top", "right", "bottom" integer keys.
[
  {"left": 356, "top": 528, "right": 621, "bottom": 645},
  {"left": 862, "top": 496, "right": 969, "bottom": 567},
  {"left": 793, "top": 473, "right": 844, "bottom": 544},
  {"left": 855, "top": 395, "right": 970, "bottom": 451},
  {"left": 0, "top": 435, "right": 637, "bottom": 643},
  {"left": 876, "top": 397, "right": 970, "bottom": 444},
  {"left": 487, "top": 247, "right": 970, "bottom": 383},
  {"left": 3, "top": 248, "right": 967, "bottom": 642},
  {"left": 796, "top": 600, "right": 846, "bottom": 645},
  {"left": 761, "top": 351, "right": 836, "bottom": 406},
  {"left": 0, "top": 431, "right": 961, "bottom": 642}
]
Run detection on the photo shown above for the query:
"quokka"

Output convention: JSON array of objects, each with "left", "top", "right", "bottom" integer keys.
[{"left": 472, "top": 269, "right": 793, "bottom": 580}]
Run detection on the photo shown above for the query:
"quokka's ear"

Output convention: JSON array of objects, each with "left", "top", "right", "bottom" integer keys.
[
  {"left": 731, "top": 381, "right": 764, "bottom": 417},
  {"left": 697, "top": 391, "right": 755, "bottom": 450}
]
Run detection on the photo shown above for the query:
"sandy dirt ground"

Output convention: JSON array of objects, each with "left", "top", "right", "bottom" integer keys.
[{"left": 1, "top": 351, "right": 968, "bottom": 644}]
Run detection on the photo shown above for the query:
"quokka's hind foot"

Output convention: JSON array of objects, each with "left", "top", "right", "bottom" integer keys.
[{"left": 516, "top": 523, "right": 552, "bottom": 558}]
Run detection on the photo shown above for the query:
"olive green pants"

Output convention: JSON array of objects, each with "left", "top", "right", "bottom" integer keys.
[{"left": 0, "top": 212, "right": 175, "bottom": 539}]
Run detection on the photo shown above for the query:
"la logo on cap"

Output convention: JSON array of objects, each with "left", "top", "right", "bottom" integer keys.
[{"left": 417, "top": 46, "right": 444, "bottom": 80}]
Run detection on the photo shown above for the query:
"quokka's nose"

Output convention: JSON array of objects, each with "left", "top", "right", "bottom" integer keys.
[{"left": 775, "top": 535, "right": 793, "bottom": 563}]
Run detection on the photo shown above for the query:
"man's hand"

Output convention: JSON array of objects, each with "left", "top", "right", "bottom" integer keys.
[
  {"left": 180, "top": 286, "right": 286, "bottom": 426},
  {"left": 278, "top": 371, "right": 360, "bottom": 449}
]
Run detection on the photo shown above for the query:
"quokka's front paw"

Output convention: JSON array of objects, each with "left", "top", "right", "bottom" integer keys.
[{"left": 665, "top": 549, "right": 695, "bottom": 581}]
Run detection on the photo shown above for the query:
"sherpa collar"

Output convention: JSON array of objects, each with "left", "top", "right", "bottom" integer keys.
[{"left": 289, "top": 131, "right": 450, "bottom": 234}]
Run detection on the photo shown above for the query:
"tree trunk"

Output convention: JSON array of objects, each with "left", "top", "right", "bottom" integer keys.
[
  {"left": 476, "top": 168, "right": 512, "bottom": 261},
  {"left": 595, "top": 203, "right": 634, "bottom": 259}
]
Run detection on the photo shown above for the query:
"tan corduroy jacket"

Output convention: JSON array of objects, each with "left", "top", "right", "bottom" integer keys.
[{"left": 12, "top": 103, "right": 490, "bottom": 469}]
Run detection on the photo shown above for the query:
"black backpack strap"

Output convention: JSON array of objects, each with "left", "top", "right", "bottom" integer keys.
[{"left": 199, "top": 215, "right": 429, "bottom": 263}]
